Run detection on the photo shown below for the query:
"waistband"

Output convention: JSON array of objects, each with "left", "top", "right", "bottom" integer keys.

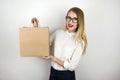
[{"left": 50, "top": 66, "right": 75, "bottom": 73}]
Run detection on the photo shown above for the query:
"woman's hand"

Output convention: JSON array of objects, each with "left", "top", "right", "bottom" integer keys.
[
  {"left": 31, "top": 17, "right": 39, "bottom": 27},
  {"left": 39, "top": 56, "right": 64, "bottom": 67},
  {"left": 38, "top": 56, "right": 56, "bottom": 62},
  {"left": 39, "top": 56, "right": 54, "bottom": 60}
]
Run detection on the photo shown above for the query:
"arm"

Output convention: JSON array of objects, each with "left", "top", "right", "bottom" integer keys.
[
  {"left": 43, "top": 43, "right": 82, "bottom": 71},
  {"left": 46, "top": 56, "right": 64, "bottom": 67},
  {"left": 63, "top": 43, "right": 82, "bottom": 71},
  {"left": 50, "top": 31, "right": 56, "bottom": 46}
]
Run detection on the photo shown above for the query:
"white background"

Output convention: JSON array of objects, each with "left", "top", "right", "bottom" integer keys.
[{"left": 0, "top": 0, "right": 120, "bottom": 80}]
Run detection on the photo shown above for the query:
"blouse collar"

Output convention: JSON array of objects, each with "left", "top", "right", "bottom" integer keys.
[{"left": 66, "top": 30, "right": 76, "bottom": 36}]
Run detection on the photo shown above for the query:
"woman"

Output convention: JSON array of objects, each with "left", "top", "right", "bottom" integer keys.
[{"left": 32, "top": 7, "right": 87, "bottom": 80}]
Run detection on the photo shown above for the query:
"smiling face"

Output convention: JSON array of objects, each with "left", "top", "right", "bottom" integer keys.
[{"left": 66, "top": 11, "right": 78, "bottom": 32}]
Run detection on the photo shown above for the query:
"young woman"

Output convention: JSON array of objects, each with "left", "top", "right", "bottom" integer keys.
[{"left": 31, "top": 7, "right": 87, "bottom": 80}]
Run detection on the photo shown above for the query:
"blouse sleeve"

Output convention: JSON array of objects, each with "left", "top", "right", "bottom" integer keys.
[
  {"left": 50, "top": 31, "right": 56, "bottom": 46},
  {"left": 63, "top": 42, "right": 83, "bottom": 71}
]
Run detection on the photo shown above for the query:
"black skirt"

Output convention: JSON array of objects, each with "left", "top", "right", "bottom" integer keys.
[{"left": 49, "top": 67, "right": 76, "bottom": 80}]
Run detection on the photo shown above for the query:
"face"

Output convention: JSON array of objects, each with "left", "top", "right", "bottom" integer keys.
[{"left": 66, "top": 11, "right": 78, "bottom": 32}]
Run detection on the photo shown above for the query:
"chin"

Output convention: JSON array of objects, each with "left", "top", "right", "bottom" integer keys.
[
  {"left": 68, "top": 28, "right": 73, "bottom": 31},
  {"left": 67, "top": 27, "right": 74, "bottom": 31}
]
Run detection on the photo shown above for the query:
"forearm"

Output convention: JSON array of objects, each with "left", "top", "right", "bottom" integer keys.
[
  {"left": 50, "top": 56, "right": 64, "bottom": 67},
  {"left": 41, "top": 56, "right": 64, "bottom": 67}
]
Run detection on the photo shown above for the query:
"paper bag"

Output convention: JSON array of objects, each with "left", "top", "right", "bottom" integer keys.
[{"left": 19, "top": 27, "right": 50, "bottom": 57}]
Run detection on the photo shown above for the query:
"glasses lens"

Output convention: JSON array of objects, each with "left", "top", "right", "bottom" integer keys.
[
  {"left": 66, "top": 16, "right": 78, "bottom": 23},
  {"left": 72, "top": 18, "right": 78, "bottom": 23},
  {"left": 66, "top": 16, "right": 71, "bottom": 22}
]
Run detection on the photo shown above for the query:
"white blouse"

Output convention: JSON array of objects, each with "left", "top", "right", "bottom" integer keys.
[{"left": 50, "top": 29, "right": 82, "bottom": 71}]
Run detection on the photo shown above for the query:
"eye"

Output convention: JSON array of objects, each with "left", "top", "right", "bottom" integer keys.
[
  {"left": 73, "top": 17, "right": 78, "bottom": 20},
  {"left": 66, "top": 16, "right": 78, "bottom": 23},
  {"left": 66, "top": 16, "right": 71, "bottom": 19}
]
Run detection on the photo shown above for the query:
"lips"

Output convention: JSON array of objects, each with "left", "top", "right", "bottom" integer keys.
[{"left": 68, "top": 24, "right": 73, "bottom": 28}]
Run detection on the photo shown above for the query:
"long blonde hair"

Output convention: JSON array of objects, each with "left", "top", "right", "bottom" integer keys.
[{"left": 64, "top": 7, "right": 87, "bottom": 54}]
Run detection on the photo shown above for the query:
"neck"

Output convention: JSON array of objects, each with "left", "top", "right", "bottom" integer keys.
[{"left": 68, "top": 30, "right": 76, "bottom": 33}]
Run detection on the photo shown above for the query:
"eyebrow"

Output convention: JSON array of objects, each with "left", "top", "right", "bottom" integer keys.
[{"left": 67, "top": 16, "right": 78, "bottom": 19}]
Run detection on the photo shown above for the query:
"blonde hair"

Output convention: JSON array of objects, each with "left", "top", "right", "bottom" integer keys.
[{"left": 64, "top": 7, "right": 88, "bottom": 54}]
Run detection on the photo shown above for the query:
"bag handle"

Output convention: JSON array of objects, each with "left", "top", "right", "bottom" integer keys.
[{"left": 31, "top": 17, "right": 39, "bottom": 28}]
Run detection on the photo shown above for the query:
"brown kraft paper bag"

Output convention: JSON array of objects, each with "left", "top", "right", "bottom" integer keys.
[{"left": 19, "top": 27, "right": 50, "bottom": 57}]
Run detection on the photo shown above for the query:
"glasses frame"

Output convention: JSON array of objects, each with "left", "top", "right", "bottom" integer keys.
[{"left": 66, "top": 16, "right": 78, "bottom": 23}]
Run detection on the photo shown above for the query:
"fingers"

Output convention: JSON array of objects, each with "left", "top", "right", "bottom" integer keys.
[
  {"left": 31, "top": 17, "right": 38, "bottom": 23},
  {"left": 38, "top": 56, "right": 51, "bottom": 59},
  {"left": 31, "top": 17, "right": 39, "bottom": 27}
]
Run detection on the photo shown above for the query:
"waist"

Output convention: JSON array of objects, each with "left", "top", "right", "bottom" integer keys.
[
  {"left": 51, "top": 61, "right": 67, "bottom": 70},
  {"left": 50, "top": 66, "right": 75, "bottom": 73}
]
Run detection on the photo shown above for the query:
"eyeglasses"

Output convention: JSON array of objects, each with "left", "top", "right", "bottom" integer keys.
[{"left": 66, "top": 16, "right": 78, "bottom": 23}]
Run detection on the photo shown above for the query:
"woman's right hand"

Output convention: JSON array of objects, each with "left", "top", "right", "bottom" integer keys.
[{"left": 31, "top": 17, "right": 39, "bottom": 27}]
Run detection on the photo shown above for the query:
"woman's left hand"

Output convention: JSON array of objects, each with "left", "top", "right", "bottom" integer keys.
[
  {"left": 39, "top": 56, "right": 54, "bottom": 60},
  {"left": 39, "top": 56, "right": 64, "bottom": 66}
]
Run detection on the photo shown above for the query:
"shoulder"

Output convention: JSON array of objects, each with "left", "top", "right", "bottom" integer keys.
[
  {"left": 54, "top": 29, "right": 65, "bottom": 35},
  {"left": 50, "top": 29, "right": 65, "bottom": 37},
  {"left": 56, "top": 29, "right": 64, "bottom": 33}
]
